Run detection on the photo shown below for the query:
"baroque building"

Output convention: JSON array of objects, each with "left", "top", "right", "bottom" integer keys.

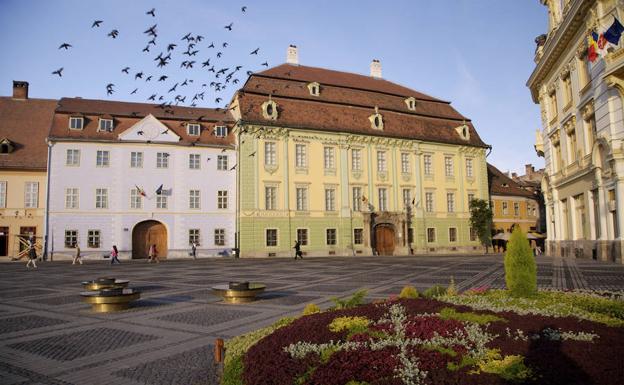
[
  {"left": 46, "top": 98, "right": 236, "bottom": 260},
  {"left": 0, "top": 81, "right": 56, "bottom": 259},
  {"left": 230, "top": 46, "right": 490, "bottom": 257},
  {"left": 528, "top": 0, "right": 624, "bottom": 262}
]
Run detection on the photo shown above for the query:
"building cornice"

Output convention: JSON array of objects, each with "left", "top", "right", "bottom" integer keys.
[{"left": 527, "top": 0, "right": 593, "bottom": 102}]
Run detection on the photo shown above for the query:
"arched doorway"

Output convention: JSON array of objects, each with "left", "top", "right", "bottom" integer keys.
[
  {"left": 132, "top": 220, "right": 167, "bottom": 259},
  {"left": 374, "top": 224, "right": 395, "bottom": 256}
]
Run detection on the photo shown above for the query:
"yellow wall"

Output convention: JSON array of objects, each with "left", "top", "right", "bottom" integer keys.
[
  {"left": 0, "top": 170, "right": 47, "bottom": 258},
  {"left": 491, "top": 195, "right": 538, "bottom": 234}
]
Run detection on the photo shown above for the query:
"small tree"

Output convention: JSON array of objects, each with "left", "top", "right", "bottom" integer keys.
[
  {"left": 469, "top": 198, "right": 493, "bottom": 253},
  {"left": 504, "top": 227, "right": 537, "bottom": 297}
]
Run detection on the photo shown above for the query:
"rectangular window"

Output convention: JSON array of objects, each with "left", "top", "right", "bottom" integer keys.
[
  {"left": 354, "top": 228, "right": 363, "bottom": 244},
  {"left": 188, "top": 123, "right": 201, "bottom": 136},
  {"left": 324, "top": 147, "right": 335, "bottom": 169},
  {"left": 189, "top": 229, "right": 200, "bottom": 245},
  {"left": 156, "top": 195, "right": 168, "bottom": 209},
  {"left": 427, "top": 228, "right": 436, "bottom": 243},
  {"left": 296, "top": 229, "right": 308, "bottom": 246},
  {"left": 444, "top": 156, "right": 454, "bottom": 177},
  {"left": 215, "top": 125, "right": 228, "bottom": 137},
  {"left": 325, "top": 188, "right": 336, "bottom": 211},
  {"left": 401, "top": 153, "right": 410, "bottom": 174},
  {"left": 69, "top": 117, "right": 83, "bottom": 130},
  {"left": 377, "top": 151, "right": 386, "bottom": 172},
  {"left": 87, "top": 230, "right": 100, "bottom": 248},
  {"left": 189, "top": 190, "right": 200, "bottom": 209},
  {"left": 514, "top": 202, "right": 520, "bottom": 216},
  {"left": 98, "top": 119, "right": 113, "bottom": 132},
  {"left": 130, "top": 189, "right": 142, "bottom": 209},
  {"left": 424, "top": 154, "right": 433, "bottom": 175},
  {"left": 352, "top": 186, "right": 362, "bottom": 211},
  {"left": 449, "top": 227, "right": 457, "bottom": 242},
  {"left": 470, "top": 227, "right": 478, "bottom": 242},
  {"left": 378, "top": 188, "right": 388, "bottom": 211},
  {"left": 402, "top": 188, "right": 411, "bottom": 208},
  {"left": 217, "top": 155, "right": 228, "bottom": 170},
  {"left": 0, "top": 181, "right": 6, "bottom": 208},
  {"left": 468, "top": 193, "right": 475, "bottom": 206},
  {"left": 95, "top": 188, "right": 108, "bottom": 209},
  {"left": 64, "top": 230, "right": 78, "bottom": 248},
  {"left": 264, "top": 142, "right": 276, "bottom": 166},
  {"left": 214, "top": 228, "right": 225, "bottom": 246},
  {"left": 24, "top": 182, "right": 38, "bottom": 208},
  {"left": 296, "top": 187, "right": 308, "bottom": 211},
  {"left": 502, "top": 201, "right": 509, "bottom": 215},
  {"left": 130, "top": 151, "right": 143, "bottom": 168},
  {"left": 351, "top": 149, "right": 361, "bottom": 171},
  {"left": 266, "top": 229, "right": 278, "bottom": 247},
  {"left": 189, "top": 153, "right": 200, "bottom": 169},
  {"left": 66, "top": 149, "right": 80, "bottom": 166},
  {"left": 96, "top": 150, "right": 110, "bottom": 167},
  {"left": 65, "top": 188, "right": 79, "bottom": 209},
  {"left": 466, "top": 158, "right": 473, "bottom": 178},
  {"left": 156, "top": 152, "right": 169, "bottom": 168},
  {"left": 217, "top": 190, "right": 228, "bottom": 209},
  {"left": 326, "top": 229, "right": 337, "bottom": 245},
  {"left": 446, "top": 192, "right": 455, "bottom": 213},
  {"left": 265, "top": 186, "right": 277, "bottom": 210},
  {"left": 295, "top": 144, "right": 307, "bottom": 168},
  {"left": 425, "top": 192, "right": 434, "bottom": 212}
]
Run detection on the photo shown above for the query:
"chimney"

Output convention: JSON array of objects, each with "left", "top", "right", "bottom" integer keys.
[
  {"left": 512, "top": 172, "right": 518, "bottom": 179},
  {"left": 12, "top": 81, "right": 29, "bottom": 99},
  {"left": 525, "top": 164, "right": 534, "bottom": 177},
  {"left": 370, "top": 59, "right": 382, "bottom": 78},
  {"left": 286, "top": 45, "right": 298, "bottom": 65}
]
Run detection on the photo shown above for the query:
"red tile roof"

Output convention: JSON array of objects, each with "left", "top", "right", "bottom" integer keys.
[
  {"left": 238, "top": 64, "right": 488, "bottom": 148},
  {"left": 50, "top": 98, "right": 235, "bottom": 147},
  {"left": 488, "top": 163, "right": 536, "bottom": 199},
  {"left": 0, "top": 97, "right": 57, "bottom": 170}
]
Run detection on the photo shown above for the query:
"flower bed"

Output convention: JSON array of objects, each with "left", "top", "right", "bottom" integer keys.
[{"left": 224, "top": 292, "right": 624, "bottom": 385}]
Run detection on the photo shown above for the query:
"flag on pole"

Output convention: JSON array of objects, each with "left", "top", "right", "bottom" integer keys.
[
  {"left": 135, "top": 185, "right": 146, "bottom": 197},
  {"left": 588, "top": 31, "right": 600, "bottom": 62},
  {"left": 155, "top": 184, "right": 163, "bottom": 195},
  {"left": 604, "top": 16, "right": 624, "bottom": 45}
]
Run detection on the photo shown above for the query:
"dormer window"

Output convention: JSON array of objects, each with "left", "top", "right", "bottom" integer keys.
[
  {"left": 307, "top": 82, "right": 320, "bottom": 96},
  {"left": 262, "top": 100, "right": 278, "bottom": 120},
  {"left": 405, "top": 97, "right": 416, "bottom": 111},
  {"left": 69, "top": 116, "right": 84, "bottom": 130},
  {"left": 215, "top": 125, "right": 228, "bottom": 137},
  {"left": 455, "top": 123, "right": 470, "bottom": 141},
  {"left": 98, "top": 118, "right": 113, "bottom": 132},
  {"left": 187, "top": 123, "right": 201, "bottom": 136},
  {"left": 369, "top": 107, "right": 384, "bottom": 130},
  {"left": 0, "top": 139, "right": 14, "bottom": 154}
]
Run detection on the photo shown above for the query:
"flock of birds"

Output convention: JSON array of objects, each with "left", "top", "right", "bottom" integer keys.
[{"left": 51, "top": 5, "right": 268, "bottom": 111}]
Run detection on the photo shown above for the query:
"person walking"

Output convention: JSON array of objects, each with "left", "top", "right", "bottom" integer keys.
[
  {"left": 148, "top": 244, "right": 159, "bottom": 263},
  {"left": 110, "top": 245, "right": 121, "bottom": 265},
  {"left": 72, "top": 243, "right": 83, "bottom": 265},
  {"left": 26, "top": 239, "right": 37, "bottom": 269},
  {"left": 191, "top": 242, "right": 197, "bottom": 260},
  {"left": 293, "top": 240, "right": 303, "bottom": 260}
]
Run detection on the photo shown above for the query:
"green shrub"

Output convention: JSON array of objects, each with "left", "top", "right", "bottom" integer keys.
[
  {"left": 399, "top": 285, "right": 419, "bottom": 299},
  {"left": 330, "top": 289, "right": 368, "bottom": 309},
  {"left": 328, "top": 316, "right": 371, "bottom": 334},
  {"left": 423, "top": 285, "right": 446, "bottom": 298},
  {"left": 476, "top": 349, "right": 533, "bottom": 382},
  {"left": 504, "top": 228, "right": 537, "bottom": 297},
  {"left": 439, "top": 307, "right": 506, "bottom": 325},
  {"left": 302, "top": 303, "right": 321, "bottom": 315}
]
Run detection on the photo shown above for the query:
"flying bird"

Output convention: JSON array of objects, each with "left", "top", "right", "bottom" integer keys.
[
  {"left": 91, "top": 20, "right": 103, "bottom": 28},
  {"left": 196, "top": 35, "right": 204, "bottom": 42},
  {"left": 181, "top": 32, "right": 192, "bottom": 41},
  {"left": 168, "top": 83, "right": 178, "bottom": 93},
  {"left": 52, "top": 67, "right": 63, "bottom": 77},
  {"left": 222, "top": 42, "right": 228, "bottom": 48},
  {"left": 131, "top": 88, "right": 138, "bottom": 94},
  {"left": 261, "top": 62, "right": 268, "bottom": 67},
  {"left": 146, "top": 8, "right": 156, "bottom": 17},
  {"left": 229, "top": 164, "right": 237, "bottom": 170},
  {"left": 181, "top": 79, "right": 188, "bottom": 86},
  {"left": 217, "top": 52, "right": 222, "bottom": 58},
  {"left": 158, "top": 75, "right": 168, "bottom": 81},
  {"left": 202, "top": 59, "right": 211, "bottom": 67},
  {"left": 167, "top": 43, "right": 177, "bottom": 51},
  {"left": 145, "top": 75, "right": 152, "bottom": 82},
  {"left": 250, "top": 48, "right": 259, "bottom": 55},
  {"left": 224, "top": 22, "right": 233, "bottom": 30},
  {"left": 108, "top": 29, "right": 119, "bottom": 38},
  {"left": 215, "top": 97, "right": 222, "bottom": 103},
  {"left": 148, "top": 38, "right": 157, "bottom": 46},
  {"left": 137, "top": 130, "right": 144, "bottom": 135},
  {"left": 144, "top": 24, "right": 157, "bottom": 36},
  {"left": 58, "top": 43, "right": 72, "bottom": 50},
  {"left": 122, "top": 67, "right": 130, "bottom": 73},
  {"left": 248, "top": 151, "right": 256, "bottom": 157},
  {"left": 148, "top": 94, "right": 157, "bottom": 101},
  {"left": 208, "top": 42, "right": 215, "bottom": 48},
  {"left": 241, "top": 6, "right": 247, "bottom": 12},
  {"left": 246, "top": 71, "right": 253, "bottom": 76},
  {"left": 142, "top": 45, "right": 150, "bottom": 52},
  {"left": 135, "top": 72, "right": 144, "bottom": 80}
]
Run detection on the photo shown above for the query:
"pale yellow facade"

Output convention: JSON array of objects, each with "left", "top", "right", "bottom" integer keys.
[
  {"left": 0, "top": 170, "right": 46, "bottom": 258},
  {"left": 491, "top": 195, "right": 539, "bottom": 234}
]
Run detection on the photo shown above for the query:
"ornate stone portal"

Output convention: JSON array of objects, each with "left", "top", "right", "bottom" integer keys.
[{"left": 363, "top": 211, "right": 412, "bottom": 256}]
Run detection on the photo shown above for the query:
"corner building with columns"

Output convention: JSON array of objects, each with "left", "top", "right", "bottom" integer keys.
[
  {"left": 528, "top": 0, "right": 624, "bottom": 262},
  {"left": 230, "top": 46, "right": 490, "bottom": 257}
]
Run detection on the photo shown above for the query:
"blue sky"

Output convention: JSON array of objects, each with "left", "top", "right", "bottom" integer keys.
[{"left": 0, "top": 0, "right": 547, "bottom": 175}]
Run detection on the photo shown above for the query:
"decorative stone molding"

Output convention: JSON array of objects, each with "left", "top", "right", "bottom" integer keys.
[
  {"left": 351, "top": 170, "right": 362, "bottom": 180},
  {"left": 264, "top": 164, "right": 278, "bottom": 175},
  {"left": 547, "top": 83, "right": 556, "bottom": 94},
  {"left": 261, "top": 100, "right": 278, "bottom": 120},
  {"left": 563, "top": 116, "right": 576, "bottom": 134},
  {"left": 605, "top": 74, "right": 624, "bottom": 96},
  {"left": 550, "top": 129, "right": 561, "bottom": 145},
  {"left": 377, "top": 171, "right": 388, "bottom": 181},
  {"left": 404, "top": 97, "right": 416, "bottom": 111},
  {"left": 581, "top": 101, "right": 595, "bottom": 121},
  {"left": 454, "top": 122, "right": 470, "bottom": 141},
  {"left": 307, "top": 82, "right": 320, "bottom": 96}
]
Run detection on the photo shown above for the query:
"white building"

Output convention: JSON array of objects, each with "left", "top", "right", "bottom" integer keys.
[
  {"left": 528, "top": 0, "right": 624, "bottom": 262},
  {"left": 46, "top": 98, "right": 236, "bottom": 260}
]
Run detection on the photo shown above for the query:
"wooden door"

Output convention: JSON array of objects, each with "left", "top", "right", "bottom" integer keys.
[
  {"left": 375, "top": 224, "right": 395, "bottom": 256},
  {"left": 132, "top": 221, "right": 167, "bottom": 259},
  {"left": 0, "top": 227, "right": 8, "bottom": 256}
]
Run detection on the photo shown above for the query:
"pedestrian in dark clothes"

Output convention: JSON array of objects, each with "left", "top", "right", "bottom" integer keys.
[
  {"left": 26, "top": 239, "right": 37, "bottom": 269},
  {"left": 293, "top": 240, "right": 303, "bottom": 260}
]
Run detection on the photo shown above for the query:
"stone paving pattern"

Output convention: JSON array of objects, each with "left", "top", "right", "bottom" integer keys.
[{"left": 0, "top": 255, "right": 623, "bottom": 385}]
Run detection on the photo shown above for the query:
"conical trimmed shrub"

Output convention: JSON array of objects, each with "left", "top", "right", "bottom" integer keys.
[{"left": 504, "top": 227, "right": 537, "bottom": 297}]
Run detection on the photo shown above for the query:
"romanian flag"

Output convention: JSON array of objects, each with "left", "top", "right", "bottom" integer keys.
[{"left": 588, "top": 31, "right": 600, "bottom": 62}]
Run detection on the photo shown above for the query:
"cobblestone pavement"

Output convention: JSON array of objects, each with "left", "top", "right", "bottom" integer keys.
[{"left": 1, "top": 254, "right": 623, "bottom": 385}]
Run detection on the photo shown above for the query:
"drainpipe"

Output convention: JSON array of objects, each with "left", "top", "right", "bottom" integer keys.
[{"left": 43, "top": 140, "right": 53, "bottom": 261}]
